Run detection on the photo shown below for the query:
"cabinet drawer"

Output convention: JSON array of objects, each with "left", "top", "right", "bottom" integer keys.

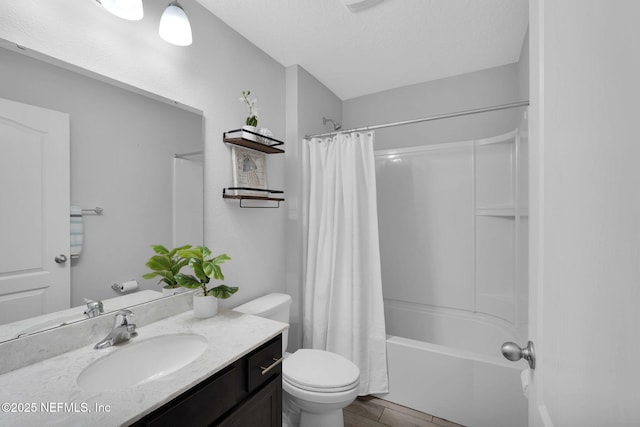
[
  {"left": 144, "top": 359, "right": 246, "bottom": 427},
  {"left": 247, "top": 335, "right": 282, "bottom": 393}
]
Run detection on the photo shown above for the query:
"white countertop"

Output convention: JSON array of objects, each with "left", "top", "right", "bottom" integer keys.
[{"left": 0, "top": 310, "right": 287, "bottom": 427}]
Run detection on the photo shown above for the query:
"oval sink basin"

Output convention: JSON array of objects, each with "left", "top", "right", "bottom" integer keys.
[{"left": 77, "top": 333, "right": 207, "bottom": 392}]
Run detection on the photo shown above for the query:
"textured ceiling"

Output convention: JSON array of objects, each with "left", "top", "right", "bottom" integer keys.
[{"left": 195, "top": 0, "right": 529, "bottom": 100}]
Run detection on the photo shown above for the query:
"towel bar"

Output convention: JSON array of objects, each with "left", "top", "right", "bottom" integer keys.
[{"left": 81, "top": 207, "right": 103, "bottom": 214}]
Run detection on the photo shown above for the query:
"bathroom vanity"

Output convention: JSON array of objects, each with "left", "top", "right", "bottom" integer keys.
[
  {"left": 131, "top": 334, "right": 282, "bottom": 426},
  {"left": 0, "top": 308, "right": 287, "bottom": 426}
]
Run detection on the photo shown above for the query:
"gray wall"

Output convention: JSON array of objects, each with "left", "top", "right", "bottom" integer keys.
[
  {"left": 343, "top": 63, "right": 526, "bottom": 150},
  {"left": 285, "top": 65, "right": 342, "bottom": 351},
  {"left": 0, "top": 47, "right": 203, "bottom": 306}
]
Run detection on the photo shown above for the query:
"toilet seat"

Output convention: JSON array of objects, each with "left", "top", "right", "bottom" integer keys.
[
  {"left": 283, "top": 349, "right": 360, "bottom": 393},
  {"left": 282, "top": 377, "right": 360, "bottom": 406},
  {"left": 284, "top": 377, "right": 359, "bottom": 393}
]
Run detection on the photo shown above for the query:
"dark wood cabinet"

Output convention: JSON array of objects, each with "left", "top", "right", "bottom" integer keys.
[
  {"left": 216, "top": 375, "right": 282, "bottom": 427},
  {"left": 130, "top": 334, "right": 282, "bottom": 427}
]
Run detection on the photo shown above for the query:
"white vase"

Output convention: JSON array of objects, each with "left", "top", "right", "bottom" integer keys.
[
  {"left": 242, "top": 125, "right": 258, "bottom": 142},
  {"left": 193, "top": 293, "right": 218, "bottom": 318},
  {"left": 257, "top": 128, "right": 273, "bottom": 145}
]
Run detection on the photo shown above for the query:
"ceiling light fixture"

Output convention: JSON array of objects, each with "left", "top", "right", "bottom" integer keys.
[
  {"left": 343, "top": 0, "right": 384, "bottom": 13},
  {"left": 159, "top": 1, "right": 193, "bottom": 46},
  {"left": 97, "top": 0, "right": 144, "bottom": 21}
]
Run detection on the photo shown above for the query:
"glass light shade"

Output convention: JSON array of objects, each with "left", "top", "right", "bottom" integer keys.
[
  {"left": 99, "top": 0, "right": 144, "bottom": 21},
  {"left": 159, "top": 2, "right": 193, "bottom": 46}
]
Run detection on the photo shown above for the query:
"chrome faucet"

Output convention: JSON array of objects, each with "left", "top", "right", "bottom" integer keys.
[
  {"left": 94, "top": 309, "right": 137, "bottom": 350},
  {"left": 84, "top": 299, "right": 104, "bottom": 318}
]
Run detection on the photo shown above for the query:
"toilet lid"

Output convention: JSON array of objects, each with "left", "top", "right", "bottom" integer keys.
[{"left": 283, "top": 349, "right": 360, "bottom": 392}]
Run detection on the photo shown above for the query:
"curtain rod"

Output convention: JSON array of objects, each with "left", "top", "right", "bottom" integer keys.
[{"left": 304, "top": 101, "right": 529, "bottom": 139}]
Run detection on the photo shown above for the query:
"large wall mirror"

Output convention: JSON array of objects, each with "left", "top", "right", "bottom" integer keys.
[{"left": 0, "top": 41, "right": 204, "bottom": 343}]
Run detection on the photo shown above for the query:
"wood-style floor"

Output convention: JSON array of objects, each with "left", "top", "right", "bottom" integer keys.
[{"left": 343, "top": 396, "right": 466, "bottom": 427}]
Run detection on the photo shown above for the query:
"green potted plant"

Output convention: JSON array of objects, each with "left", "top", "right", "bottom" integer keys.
[
  {"left": 175, "top": 246, "right": 239, "bottom": 318},
  {"left": 240, "top": 90, "right": 259, "bottom": 141},
  {"left": 143, "top": 244, "right": 192, "bottom": 296}
]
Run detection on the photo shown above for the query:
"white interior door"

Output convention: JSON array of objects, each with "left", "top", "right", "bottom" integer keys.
[
  {"left": 527, "top": 1, "right": 640, "bottom": 425},
  {"left": 0, "top": 97, "right": 70, "bottom": 324}
]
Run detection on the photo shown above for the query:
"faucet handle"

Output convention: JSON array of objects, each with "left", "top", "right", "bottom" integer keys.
[
  {"left": 83, "top": 299, "right": 104, "bottom": 318},
  {"left": 113, "top": 309, "right": 134, "bottom": 327}
]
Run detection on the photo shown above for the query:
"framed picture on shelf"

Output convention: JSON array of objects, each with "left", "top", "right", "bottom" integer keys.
[{"left": 230, "top": 146, "right": 268, "bottom": 196}]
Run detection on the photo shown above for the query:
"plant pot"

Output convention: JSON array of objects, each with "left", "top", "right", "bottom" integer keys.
[
  {"left": 193, "top": 293, "right": 218, "bottom": 318},
  {"left": 162, "top": 286, "right": 186, "bottom": 296},
  {"left": 242, "top": 125, "right": 258, "bottom": 142}
]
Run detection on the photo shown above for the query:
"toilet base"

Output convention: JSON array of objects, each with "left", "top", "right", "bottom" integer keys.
[
  {"left": 283, "top": 387, "right": 356, "bottom": 427},
  {"left": 299, "top": 408, "right": 343, "bottom": 427},
  {"left": 282, "top": 393, "right": 301, "bottom": 427}
]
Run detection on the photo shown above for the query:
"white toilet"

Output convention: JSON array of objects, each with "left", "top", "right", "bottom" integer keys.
[{"left": 234, "top": 293, "right": 360, "bottom": 427}]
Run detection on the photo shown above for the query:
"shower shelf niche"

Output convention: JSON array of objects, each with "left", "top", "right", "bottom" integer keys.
[{"left": 223, "top": 129, "right": 285, "bottom": 154}]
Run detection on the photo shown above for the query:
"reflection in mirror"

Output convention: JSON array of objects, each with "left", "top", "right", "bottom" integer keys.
[{"left": 0, "top": 41, "right": 204, "bottom": 343}]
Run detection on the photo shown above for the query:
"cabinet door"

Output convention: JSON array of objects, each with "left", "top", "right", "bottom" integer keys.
[{"left": 216, "top": 375, "right": 282, "bottom": 427}]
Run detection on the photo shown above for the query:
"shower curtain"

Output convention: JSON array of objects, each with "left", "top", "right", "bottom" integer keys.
[{"left": 302, "top": 132, "right": 388, "bottom": 395}]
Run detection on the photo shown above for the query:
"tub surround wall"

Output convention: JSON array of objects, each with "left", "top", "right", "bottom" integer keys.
[
  {"left": 0, "top": 0, "right": 287, "bottom": 311},
  {"left": 375, "top": 129, "right": 528, "bottom": 333}
]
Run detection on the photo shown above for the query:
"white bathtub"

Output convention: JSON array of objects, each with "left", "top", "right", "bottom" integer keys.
[{"left": 378, "top": 300, "right": 528, "bottom": 427}]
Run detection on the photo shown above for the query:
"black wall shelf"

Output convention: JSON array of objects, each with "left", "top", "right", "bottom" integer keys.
[
  {"left": 223, "top": 128, "right": 285, "bottom": 208},
  {"left": 223, "top": 188, "right": 285, "bottom": 208},
  {"left": 223, "top": 129, "right": 285, "bottom": 154}
]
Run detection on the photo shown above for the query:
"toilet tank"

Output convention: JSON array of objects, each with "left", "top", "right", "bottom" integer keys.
[{"left": 233, "top": 293, "right": 291, "bottom": 352}]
